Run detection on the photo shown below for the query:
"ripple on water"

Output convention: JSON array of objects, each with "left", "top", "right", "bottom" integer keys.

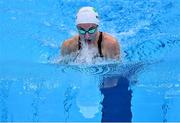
[{"left": 60, "top": 61, "right": 146, "bottom": 76}]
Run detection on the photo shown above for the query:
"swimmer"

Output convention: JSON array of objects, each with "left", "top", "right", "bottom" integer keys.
[{"left": 61, "top": 6, "right": 120, "bottom": 60}]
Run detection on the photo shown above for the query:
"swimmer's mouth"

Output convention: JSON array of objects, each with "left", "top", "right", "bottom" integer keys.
[{"left": 85, "top": 39, "right": 92, "bottom": 44}]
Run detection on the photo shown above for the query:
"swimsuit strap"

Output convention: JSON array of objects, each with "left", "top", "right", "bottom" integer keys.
[
  {"left": 98, "top": 32, "right": 103, "bottom": 57},
  {"left": 78, "top": 36, "right": 81, "bottom": 50}
]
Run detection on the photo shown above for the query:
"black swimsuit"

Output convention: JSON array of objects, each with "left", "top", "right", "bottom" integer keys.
[{"left": 78, "top": 32, "right": 104, "bottom": 57}]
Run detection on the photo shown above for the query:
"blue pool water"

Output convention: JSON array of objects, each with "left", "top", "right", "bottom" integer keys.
[{"left": 0, "top": 0, "right": 180, "bottom": 122}]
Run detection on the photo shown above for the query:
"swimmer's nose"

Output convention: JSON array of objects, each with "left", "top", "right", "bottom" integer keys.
[{"left": 84, "top": 33, "right": 90, "bottom": 39}]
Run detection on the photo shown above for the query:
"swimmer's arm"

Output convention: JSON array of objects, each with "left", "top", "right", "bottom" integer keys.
[
  {"left": 61, "top": 38, "right": 78, "bottom": 56},
  {"left": 61, "top": 41, "right": 69, "bottom": 56},
  {"left": 113, "top": 40, "right": 120, "bottom": 59},
  {"left": 60, "top": 41, "right": 75, "bottom": 64},
  {"left": 106, "top": 39, "right": 120, "bottom": 60},
  {"left": 61, "top": 35, "right": 79, "bottom": 56}
]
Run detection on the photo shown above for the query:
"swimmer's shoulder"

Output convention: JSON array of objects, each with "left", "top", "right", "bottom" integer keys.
[
  {"left": 102, "top": 32, "right": 120, "bottom": 59},
  {"left": 102, "top": 32, "right": 119, "bottom": 46},
  {"left": 61, "top": 35, "right": 79, "bottom": 56},
  {"left": 62, "top": 35, "right": 79, "bottom": 47}
]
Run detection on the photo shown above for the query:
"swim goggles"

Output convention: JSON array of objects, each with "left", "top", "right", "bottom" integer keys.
[{"left": 78, "top": 26, "right": 98, "bottom": 35}]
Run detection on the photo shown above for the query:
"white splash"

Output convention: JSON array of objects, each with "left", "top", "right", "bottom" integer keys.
[
  {"left": 119, "top": 20, "right": 151, "bottom": 37},
  {"left": 74, "top": 42, "right": 100, "bottom": 64}
]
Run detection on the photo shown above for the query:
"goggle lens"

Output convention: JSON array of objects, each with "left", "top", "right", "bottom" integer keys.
[{"left": 78, "top": 26, "right": 98, "bottom": 35}]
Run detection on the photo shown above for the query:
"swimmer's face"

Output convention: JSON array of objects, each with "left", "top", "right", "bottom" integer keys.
[{"left": 77, "top": 23, "right": 98, "bottom": 44}]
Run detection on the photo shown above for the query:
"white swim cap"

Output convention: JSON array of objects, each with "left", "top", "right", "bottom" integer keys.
[{"left": 76, "top": 7, "right": 99, "bottom": 25}]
